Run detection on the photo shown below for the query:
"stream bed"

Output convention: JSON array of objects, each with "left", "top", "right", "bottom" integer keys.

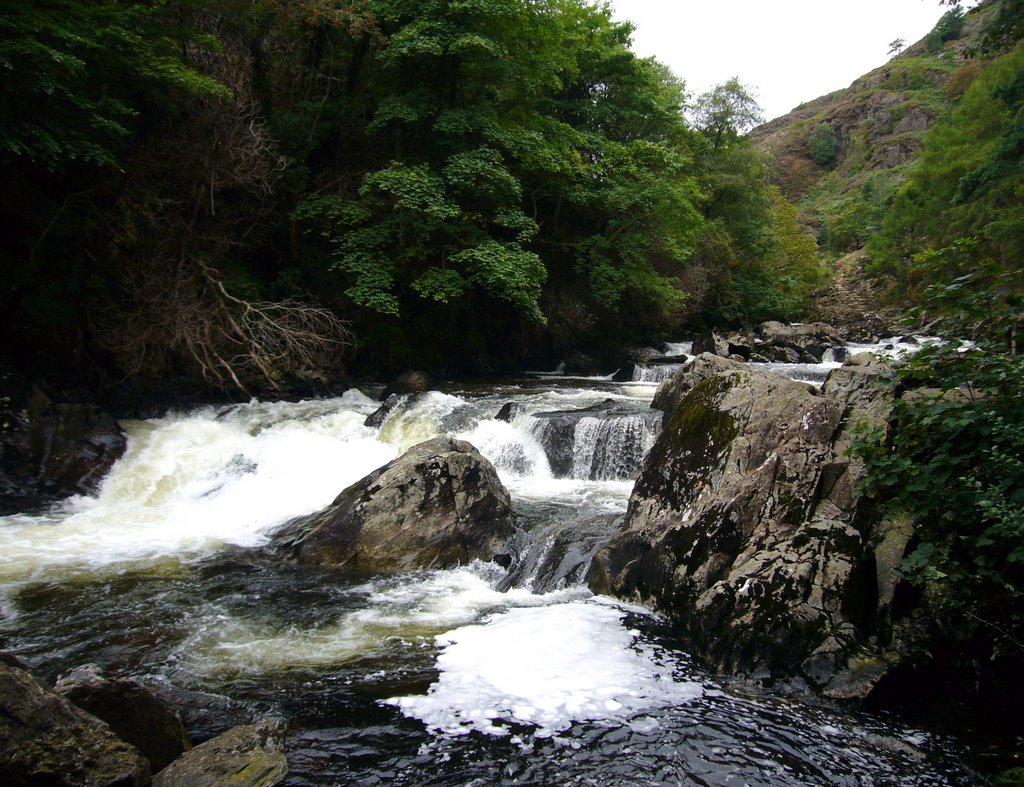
[{"left": 0, "top": 341, "right": 974, "bottom": 784}]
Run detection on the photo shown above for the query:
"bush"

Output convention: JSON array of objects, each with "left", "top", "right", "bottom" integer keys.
[
  {"left": 853, "top": 239, "right": 1024, "bottom": 670},
  {"left": 808, "top": 122, "right": 837, "bottom": 166}
]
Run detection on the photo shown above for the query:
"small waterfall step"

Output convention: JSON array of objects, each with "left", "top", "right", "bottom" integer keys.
[{"left": 526, "top": 400, "right": 661, "bottom": 481}]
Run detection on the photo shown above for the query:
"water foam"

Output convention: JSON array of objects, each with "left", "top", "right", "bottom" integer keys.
[
  {"left": 0, "top": 396, "right": 396, "bottom": 581},
  {"left": 385, "top": 598, "right": 703, "bottom": 739},
  {"left": 180, "top": 564, "right": 588, "bottom": 675}
]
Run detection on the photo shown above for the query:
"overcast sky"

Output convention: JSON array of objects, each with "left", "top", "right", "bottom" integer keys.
[{"left": 608, "top": 0, "right": 959, "bottom": 121}]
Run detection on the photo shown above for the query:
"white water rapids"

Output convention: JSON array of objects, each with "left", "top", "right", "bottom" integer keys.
[{"left": 0, "top": 338, "right": 970, "bottom": 784}]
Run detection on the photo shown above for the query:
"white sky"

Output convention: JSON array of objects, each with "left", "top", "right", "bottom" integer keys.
[{"left": 609, "top": 0, "right": 959, "bottom": 121}]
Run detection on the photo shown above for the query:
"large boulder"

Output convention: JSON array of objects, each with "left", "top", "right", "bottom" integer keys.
[
  {"left": 0, "top": 658, "right": 150, "bottom": 786},
  {"left": 152, "top": 719, "right": 287, "bottom": 787},
  {"left": 758, "top": 321, "right": 844, "bottom": 363},
  {"left": 54, "top": 664, "right": 191, "bottom": 774},
  {"left": 0, "top": 368, "right": 126, "bottom": 513},
  {"left": 590, "top": 352, "right": 905, "bottom": 696},
  {"left": 281, "top": 437, "right": 514, "bottom": 573}
]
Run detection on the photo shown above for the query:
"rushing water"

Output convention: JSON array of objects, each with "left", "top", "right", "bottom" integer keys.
[{"left": 0, "top": 341, "right": 973, "bottom": 784}]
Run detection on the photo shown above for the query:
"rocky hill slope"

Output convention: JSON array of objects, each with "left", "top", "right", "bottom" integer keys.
[{"left": 750, "top": 0, "right": 1002, "bottom": 257}]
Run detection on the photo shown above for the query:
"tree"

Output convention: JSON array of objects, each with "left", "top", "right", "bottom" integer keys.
[
  {"left": 691, "top": 77, "right": 764, "bottom": 150},
  {"left": 807, "top": 122, "right": 837, "bottom": 166},
  {"left": 888, "top": 37, "right": 906, "bottom": 56}
]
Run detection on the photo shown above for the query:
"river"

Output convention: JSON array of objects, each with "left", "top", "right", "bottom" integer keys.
[{"left": 0, "top": 340, "right": 973, "bottom": 784}]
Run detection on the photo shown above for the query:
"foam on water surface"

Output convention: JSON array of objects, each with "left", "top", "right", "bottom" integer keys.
[
  {"left": 180, "top": 563, "right": 589, "bottom": 675},
  {"left": 0, "top": 396, "right": 397, "bottom": 581},
  {"left": 385, "top": 598, "right": 703, "bottom": 739}
]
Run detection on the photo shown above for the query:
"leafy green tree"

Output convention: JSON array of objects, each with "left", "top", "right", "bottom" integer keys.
[
  {"left": 691, "top": 77, "right": 763, "bottom": 151},
  {"left": 807, "top": 122, "right": 837, "bottom": 166},
  {"left": 0, "top": 0, "right": 226, "bottom": 170}
]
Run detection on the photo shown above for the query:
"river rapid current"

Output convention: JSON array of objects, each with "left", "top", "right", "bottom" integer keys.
[{"left": 0, "top": 341, "right": 974, "bottom": 785}]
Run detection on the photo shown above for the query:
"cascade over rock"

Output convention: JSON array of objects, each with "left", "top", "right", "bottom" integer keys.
[
  {"left": 0, "top": 658, "right": 151, "bottom": 786},
  {"left": 281, "top": 437, "right": 514, "bottom": 574},
  {"left": 589, "top": 352, "right": 907, "bottom": 696},
  {"left": 529, "top": 401, "right": 661, "bottom": 480}
]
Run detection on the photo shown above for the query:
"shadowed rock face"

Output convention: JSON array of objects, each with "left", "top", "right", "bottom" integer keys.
[
  {"left": 590, "top": 353, "right": 906, "bottom": 697},
  {"left": 281, "top": 437, "right": 514, "bottom": 574},
  {"left": 55, "top": 664, "right": 191, "bottom": 774},
  {"left": 0, "top": 368, "right": 126, "bottom": 514},
  {"left": 0, "top": 659, "right": 151, "bottom": 786}
]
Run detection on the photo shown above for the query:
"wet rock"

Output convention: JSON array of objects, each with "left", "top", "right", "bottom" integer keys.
[
  {"left": 55, "top": 664, "right": 190, "bottom": 773},
  {"left": 759, "top": 321, "right": 844, "bottom": 362},
  {"left": 494, "top": 402, "right": 524, "bottom": 423},
  {"left": 651, "top": 354, "right": 748, "bottom": 424},
  {"left": 381, "top": 370, "right": 432, "bottom": 400},
  {"left": 0, "top": 659, "right": 150, "bottom": 786},
  {"left": 591, "top": 352, "right": 905, "bottom": 694},
  {"left": 0, "top": 367, "right": 126, "bottom": 514},
  {"left": 692, "top": 332, "right": 730, "bottom": 357},
  {"left": 840, "top": 312, "right": 890, "bottom": 343},
  {"left": 142, "top": 679, "right": 254, "bottom": 744},
  {"left": 153, "top": 718, "right": 287, "bottom": 787},
  {"left": 364, "top": 393, "right": 408, "bottom": 428},
  {"left": 282, "top": 437, "right": 514, "bottom": 574}
]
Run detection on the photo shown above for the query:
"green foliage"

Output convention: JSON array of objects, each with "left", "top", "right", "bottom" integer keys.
[
  {"left": 0, "top": 0, "right": 824, "bottom": 382},
  {"left": 853, "top": 238, "right": 1024, "bottom": 664},
  {"left": 807, "top": 123, "right": 837, "bottom": 166},
  {"left": 926, "top": 6, "right": 966, "bottom": 51},
  {"left": 692, "top": 77, "right": 763, "bottom": 151},
  {"left": 0, "top": 0, "right": 228, "bottom": 169},
  {"left": 868, "top": 46, "right": 1024, "bottom": 282}
]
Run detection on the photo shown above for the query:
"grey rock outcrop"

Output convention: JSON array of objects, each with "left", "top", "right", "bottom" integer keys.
[
  {"left": 0, "top": 658, "right": 150, "bottom": 786},
  {"left": 590, "top": 352, "right": 905, "bottom": 696},
  {"left": 55, "top": 664, "right": 191, "bottom": 774},
  {"left": 282, "top": 437, "right": 514, "bottom": 573},
  {"left": 152, "top": 719, "right": 287, "bottom": 787},
  {"left": 759, "top": 321, "right": 844, "bottom": 363}
]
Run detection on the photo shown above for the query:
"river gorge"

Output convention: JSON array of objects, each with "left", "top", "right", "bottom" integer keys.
[{"left": 0, "top": 339, "right": 975, "bottom": 784}]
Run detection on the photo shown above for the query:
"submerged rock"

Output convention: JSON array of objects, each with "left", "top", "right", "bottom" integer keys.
[
  {"left": 0, "top": 658, "right": 150, "bottom": 786},
  {"left": 590, "top": 352, "right": 904, "bottom": 695},
  {"left": 0, "top": 367, "right": 126, "bottom": 513},
  {"left": 281, "top": 437, "right": 514, "bottom": 574},
  {"left": 152, "top": 719, "right": 287, "bottom": 787},
  {"left": 55, "top": 664, "right": 190, "bottom": 774}
]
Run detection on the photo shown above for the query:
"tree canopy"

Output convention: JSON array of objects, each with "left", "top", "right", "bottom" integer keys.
[{"left": 0, "top": 0, "right": 823, "bottom": 385}]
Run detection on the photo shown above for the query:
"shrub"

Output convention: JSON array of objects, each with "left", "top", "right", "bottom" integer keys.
[{"left": 808, "top": 122, "right": 837, "bottom": 166}]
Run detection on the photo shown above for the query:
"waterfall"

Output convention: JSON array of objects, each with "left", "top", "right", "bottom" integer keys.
[
  {"left": 524, "top": 408, "right": 660, "bottom": 482},
  {"left": 570, "top": 415, "right": 658, "bottom": 481},
  {"left": 631, "top": 363, "right": 683, "bottom": 383}
]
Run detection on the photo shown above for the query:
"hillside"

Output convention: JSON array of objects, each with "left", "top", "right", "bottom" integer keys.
[{"left": 750, "top": 0, "right": 1002, "bottom": 259}]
